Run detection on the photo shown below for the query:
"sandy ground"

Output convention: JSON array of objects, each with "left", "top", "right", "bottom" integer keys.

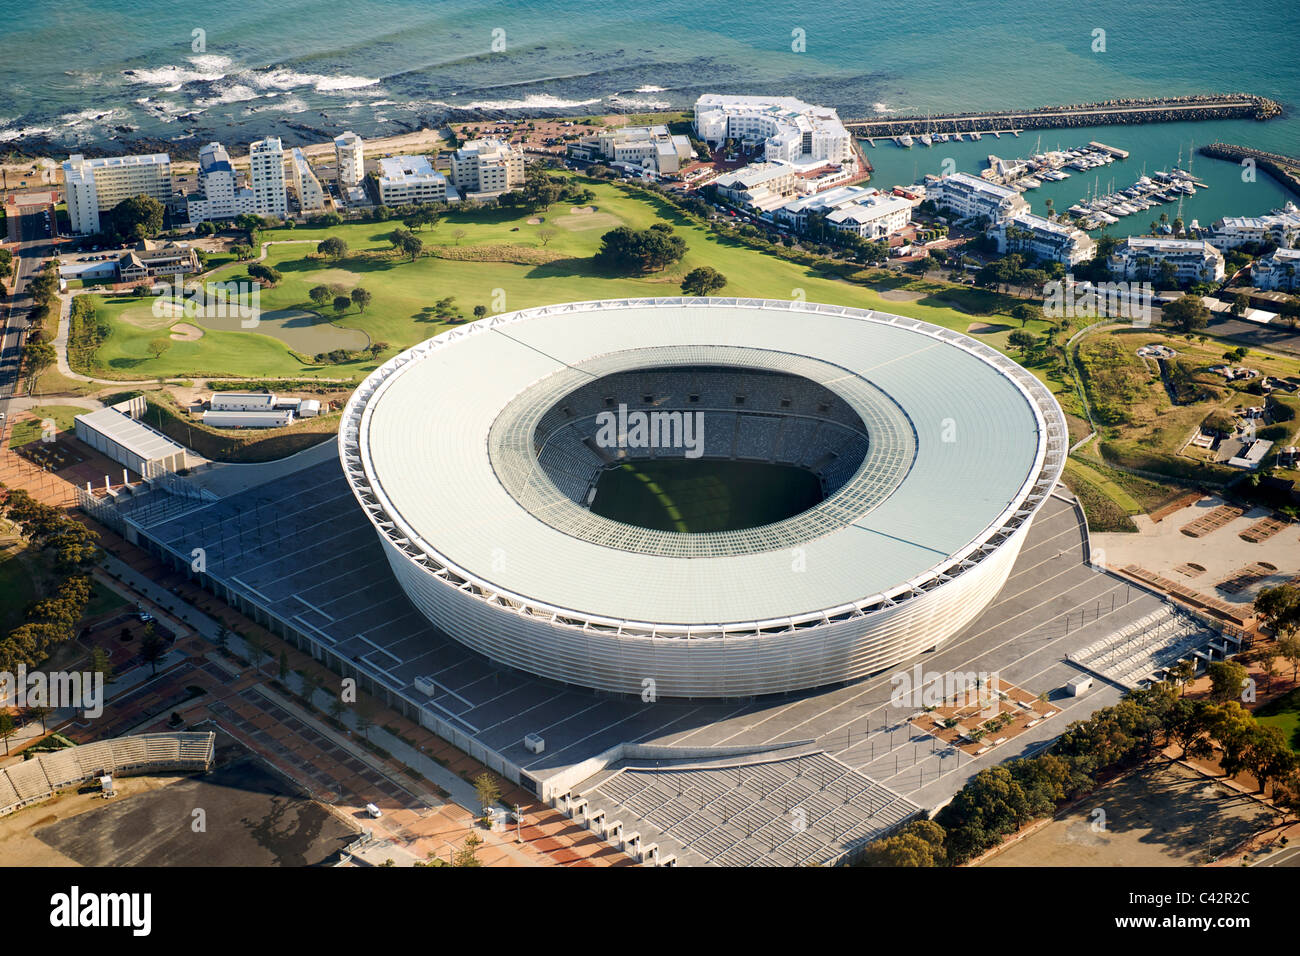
[
  {"left": 983, "top": 760, "right": 1279, "bottom": 867},
  {"left": 0, "top": 774, "right": 187, "bottom": 866},
  {"left": 876, "top": 288, "right": 924, "bottom": 302},
  {"left": 1093, "top": 494, "right": 1300, "bottom": 603},
  {"left": 169, "top": 322, "right": 204, "bottom": 341}
]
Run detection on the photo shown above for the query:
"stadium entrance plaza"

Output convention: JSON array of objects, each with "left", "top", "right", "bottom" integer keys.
[{"left": 97, "top": 443, "right": 1177, "bottom": 862}]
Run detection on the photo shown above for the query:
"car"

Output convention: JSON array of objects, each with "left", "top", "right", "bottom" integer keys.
[{"left": 137, "top": 611, "right": 155, "bottom": 623}]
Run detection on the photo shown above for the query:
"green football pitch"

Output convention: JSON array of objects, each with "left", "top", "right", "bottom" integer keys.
[{"left": 589, "top": 459, "right": 823, "bottom": 533}]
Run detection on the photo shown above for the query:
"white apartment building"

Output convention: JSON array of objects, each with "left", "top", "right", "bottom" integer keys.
[
  {"left": 694, "top": 94, "right": 854, "bottom": 166},
  {"left": 334, "top": 131, "right": 365, "bottom": 187},
  {"left": 447, "top": 138, "right": 525, "bottom": 196},
  {"left": 992, "top": 212, "right": 1097, "bottom": 266},
  {"left": 1252, "top": 247, "right": 1300, "bottom": 291},
  {"left": 926, "top": 172, "right": 1028, "bottom": 223},
  {"left": 63, "top": 153, "right": 173, "bottom": 235},
  {"left": 711, "top": 161, "right": 800, "bottom": 211},
  {"left": 377, "top": 155, "right": 448, "bottom": 205},
  {"left": 1109, "top": 237, "right": 1226, "bottom": 283},
  {"left": 186, "top": 142, "right": 256, "bottom": 223},
  {"left": 583, "top": 125, "right": 694, "bottom": 174},
  {"left": 249, "top": 137, "right": 287, "bottom": 219},
  {"left": 289, "top": 147, "right": 327, "bottom": 214},
  {"left": 1211, "top": 203, "right": 1300, "bottom": 249},
  {"left": 824, "top": 192, "right": 914, "bottom": 240}
]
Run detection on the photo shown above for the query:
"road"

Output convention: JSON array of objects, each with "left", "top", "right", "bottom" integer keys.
[{"left": 1, "top": 203, "right": 57, "bottom": 444}]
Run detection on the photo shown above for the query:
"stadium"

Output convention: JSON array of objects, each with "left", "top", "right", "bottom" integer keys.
[{"left": 340, "top": 298, "right": 1067, "bottom": 699}]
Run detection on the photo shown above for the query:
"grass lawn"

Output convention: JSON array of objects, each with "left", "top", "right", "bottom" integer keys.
[
  {"left": 6, "top": 404, "right": 85, "bottom": 448},
  {"left": 83, "top": 179, "right": 1057, "bottom": 381},
  {"left": 591, "top": 460, "right": 822, "bottom": 532},
  {"left": 0, "top": 541, "right": 38, "bottom": 632},
  {"left": 1256, "top": 686, "right": 1300, "bottom": 752},
  {"left": 84, "top": 580, "right": 128, "bottom": 619}
]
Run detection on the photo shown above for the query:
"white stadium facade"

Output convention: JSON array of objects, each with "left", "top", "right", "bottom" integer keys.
[{"left": 340, "top": 298, "right": 1067, "bottom": 699}]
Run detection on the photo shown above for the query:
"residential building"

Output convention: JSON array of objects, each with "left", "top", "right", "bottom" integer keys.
[
  {"left": 447, "top": 138, "right": 525, "bottom": 196},
  {"left": 711, "top": 161, "right": 800, "bottom": 211},
  {"left": 334, "top": 131, "right": 365, "bottom": 187},
  {"left": 185, "top": 142, "right": 256, "bottom": 223},
  {"left": 377, "top": 155, "right": 448, "bottom": 205},
  {"left": 693, "top": 94, "right": 854, "bottom": 166},
  {"left": 1211, "top": 203, "right": 1300, "bottom": 249},
  {"left": 249, "top": 137, "right": 287, "bottom": 219},
  {"left": 992, "top": 212, "right": 1096, "bottom": 265},
  {"left": 62, "top": 153, "right": 172, "bottom": 235},
  {"left": 577, "top": 125, "right": 694, "bottom": 174},
  {"left": 1252, "top": 247, "right": 1300, "bottom": 291},
  {"left": 288, "top": 147, "right": 327, "bottom": 214},
  {"left": 925, "top": 172, "right": 1028, "bottom": 223},
  {"left": 1109, "top": 237, "right": 1226, "bottom": 283},
  {"left": 824, "top": 193, "right": 914, "bottom": 240},
  {"left": 116, "top": 238, "right": 200, "bottom": 283}
]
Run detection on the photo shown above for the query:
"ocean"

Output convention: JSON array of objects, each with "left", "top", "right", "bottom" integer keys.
[{"left": 1, "top": 0, "right": 1297, "bottom": 223}]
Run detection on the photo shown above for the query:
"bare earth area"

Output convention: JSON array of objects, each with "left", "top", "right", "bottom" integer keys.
[{"left": 983, "top": 760, "right": 1279, "bottom": 867}]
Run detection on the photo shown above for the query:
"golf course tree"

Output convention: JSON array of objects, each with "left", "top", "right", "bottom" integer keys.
[
  {"left": 1007, "top": 329, "right": 1036, "bottom": 353},
  {"left": 350, "top": 287, "right": 372, "bottom": 312},
  {"left": 1162, "top": 294, "right": 1210, "bottom": 334},
  {"left": 309, "top": 284, "right": 333, "bottom": 307},
  {"left": 333, "top": 295, "right": 352, "bottom": 316},
  {"left": 147, "top": 338, "right": 171, "bottom": 361},
  {"left": 1010, "top": 302, "right": 1042, "bottom": 327},
  {"left": 246, "top": 263, "right": 281, "bottom": 285},
  {"left": 680, "top": 266, "right": 727, "bottom": 297},
  {"left": 106, "top": 194, "right": 164, "bottom": 242},
  {"left": 317, "top": 236, "right": 348, "bottom": 260},
  {"left": 596, "top": 223, "right": 686, "bottom": 274},
  {"left": 388, "top": 227, "right": 423, "bottom": 261}
]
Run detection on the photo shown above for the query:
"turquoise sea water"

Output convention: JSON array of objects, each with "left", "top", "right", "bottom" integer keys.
[{"left": 0, "top": 0, "right": 1296, "bottom": 222}]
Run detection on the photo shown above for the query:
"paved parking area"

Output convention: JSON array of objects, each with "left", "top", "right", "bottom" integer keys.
[{"left": 107, "top": 453, "right": 1171, "bottom": 828}]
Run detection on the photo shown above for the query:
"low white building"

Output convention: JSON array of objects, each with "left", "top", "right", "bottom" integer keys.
[
  {"left": 1211, "top": 203, "right": 1300, "bottom": 249},
  {"left": 74, "top": 399, "right": 188, "bottom": 478},
  {"left": 824, "top": 192, "right": 914, "bottom": 240},
  {"left": 578, "top": 125, "right": 694, "bottom": 174},
  {"left": 992, "top": 212, "right": 1096, "bottom": 266},
  {"left": 377, "top": 155, "right": 448, "bottom": 205},
  {"left": 447, "top": 138, "right": 525, "bottom": 196},
  {"left": 1252, "top": 247, "right": 1300, "bottom": 291},
  {"left": 694, "top": 94, "right": 854, "bottom": 167},
  {"left": 712, "top": 162, "right": 799, "bottom": 211},
  {"left": 210, "top": 391, "right": 277, "bottom": 412},
  {"left": 1109, "top": 237, "right": 1226, "bottom": 283},
  {"left": 926, "top": 172, "right": 1028, "bottom": 223}
]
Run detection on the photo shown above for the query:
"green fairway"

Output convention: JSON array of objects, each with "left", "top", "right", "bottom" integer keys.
[
  {"left": 590, "top": 459, "right": 823, "bottom": 532},
  {"left": 82, "top": 177, "right": 1051, "bottom": 382}
]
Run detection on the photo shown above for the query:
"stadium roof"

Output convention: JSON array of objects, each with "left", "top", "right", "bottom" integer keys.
[{"left": 347, "top": 299, "right": 1061, "bottom": 627}]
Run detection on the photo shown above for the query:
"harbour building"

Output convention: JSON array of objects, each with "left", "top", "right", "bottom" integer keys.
[
  {"left": 993, "top": 212, "right": 1097, "bottom": 266},
  {"left": 1108, "top": 237, "right": 1226, "bottom": 283}
]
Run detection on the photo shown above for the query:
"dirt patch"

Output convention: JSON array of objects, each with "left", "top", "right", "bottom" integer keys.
[
  {"left": 526, "top": 217, "right": 544, "bottom": 225},
  {"left": 301, "top": 268, "right": 362, "bottom": 288},
  {"left": 169, "top": 322, "right": 204, "bottom": 342},
  {"left": 570, "top": 206, "right": 595, "bottom": 215},
  {"left": 982, "top": 760, "right": 1279, "bottom": 867},
  {"left": 555, "top": 211, "right": 620, "bottom": 232},
  {"left": 876, "top": 288, "right": 924, "bottom": 302}
]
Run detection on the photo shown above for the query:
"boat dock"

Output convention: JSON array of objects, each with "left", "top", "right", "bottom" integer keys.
[{"left": 1088, "top": 141, "right": 1130, "bottom": 159}]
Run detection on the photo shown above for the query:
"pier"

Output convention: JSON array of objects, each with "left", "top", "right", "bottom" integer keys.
[{"left": 844, "top": 94, "right": 1281, "bottom": 138}]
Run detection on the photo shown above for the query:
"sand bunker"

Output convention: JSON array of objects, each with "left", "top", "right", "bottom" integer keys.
[{"left": 169, "top": 322, "right": 204, "bottom": 342}]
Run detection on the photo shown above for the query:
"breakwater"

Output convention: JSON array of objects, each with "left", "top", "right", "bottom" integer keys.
[
  {"left": 844, "top": 94, "right": 1282, "bottom": 137},
  {"left": 1198, "top": 143, "right": 1300, "bottom": 197}
]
